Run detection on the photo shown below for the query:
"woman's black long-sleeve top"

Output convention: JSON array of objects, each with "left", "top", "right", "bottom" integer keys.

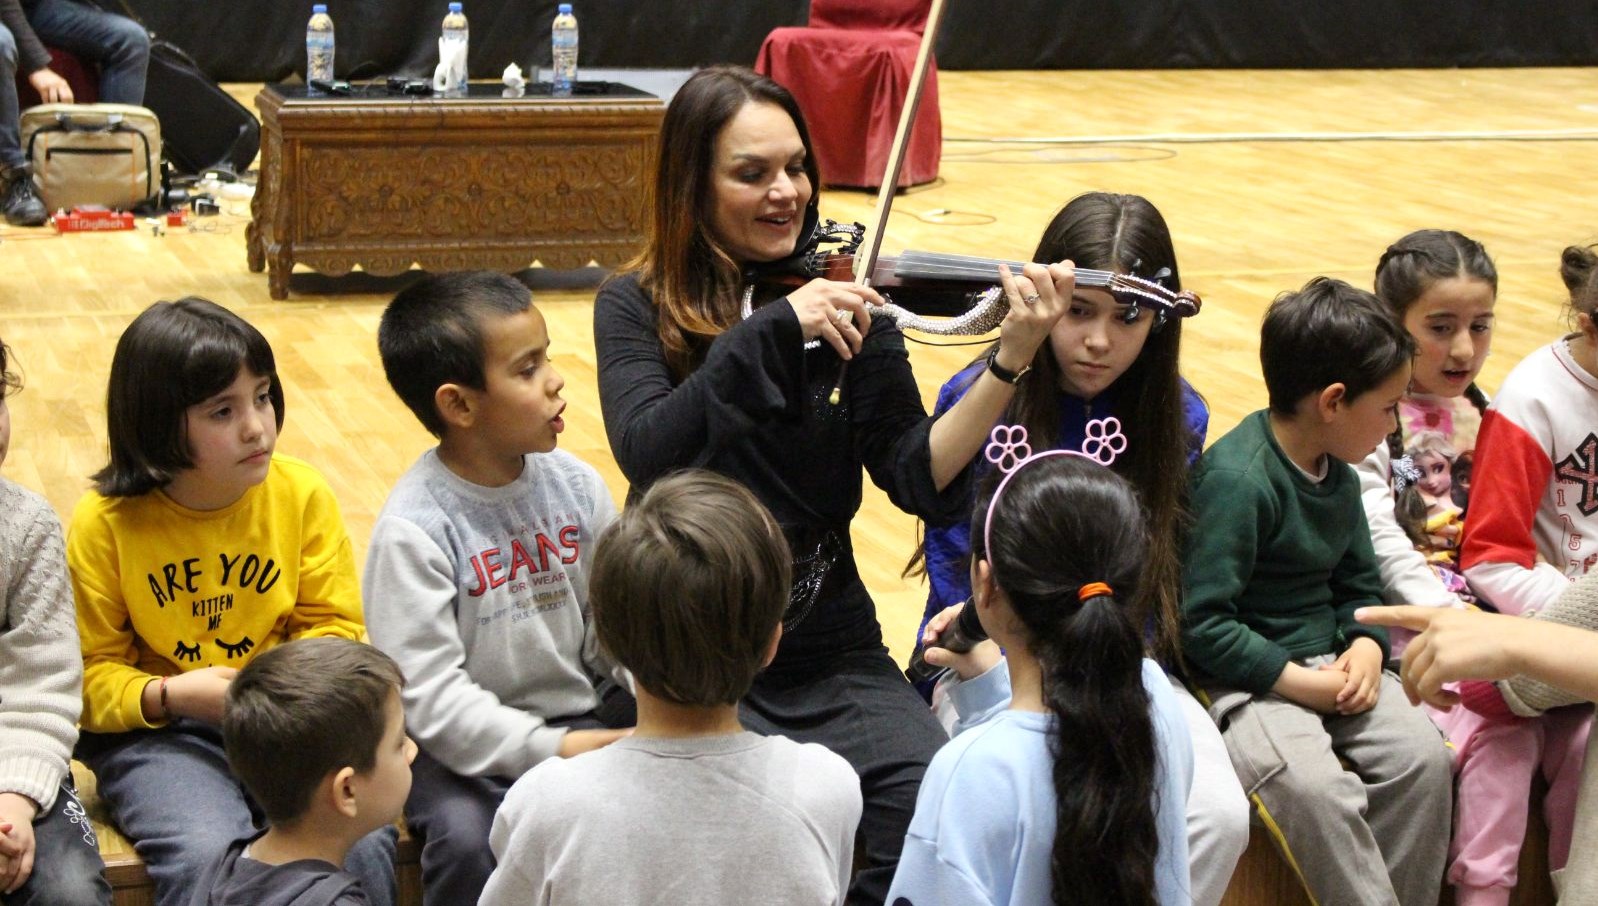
[{"left": 594, "top": 274, "right": 971, "bottom": 682}]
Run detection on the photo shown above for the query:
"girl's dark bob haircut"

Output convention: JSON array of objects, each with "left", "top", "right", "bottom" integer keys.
[{"left": 93, "top": 298, "right": 284, "bottom": 498}]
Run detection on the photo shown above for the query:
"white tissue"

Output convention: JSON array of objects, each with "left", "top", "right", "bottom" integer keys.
[{"left": 502, "top": 62, "right": 525, "bottom": 89}]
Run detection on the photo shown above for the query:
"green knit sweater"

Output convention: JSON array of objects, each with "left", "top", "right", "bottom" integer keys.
[{"left": 1181, "top": 410, "right": 1390, "bottom": 694}]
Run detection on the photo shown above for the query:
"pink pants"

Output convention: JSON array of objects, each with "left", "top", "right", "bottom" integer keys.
[{"left": 1431, "top": 702, "right": 1592, "bottom": 905}]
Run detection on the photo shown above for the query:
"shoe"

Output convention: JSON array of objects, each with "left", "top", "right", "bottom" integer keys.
[{"left": 2, "top": 165, "right": 48, "bottom": 227}]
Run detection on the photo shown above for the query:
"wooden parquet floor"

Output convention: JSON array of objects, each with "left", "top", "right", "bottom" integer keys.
[{"left": 2, "top": 67, "right": 1593, "bottom": 667}]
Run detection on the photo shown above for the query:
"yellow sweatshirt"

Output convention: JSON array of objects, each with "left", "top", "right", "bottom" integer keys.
[{"left": 67, "top": 455, "right": 363, "bottom": 733}]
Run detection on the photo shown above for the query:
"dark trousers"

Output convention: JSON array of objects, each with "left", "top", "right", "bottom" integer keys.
[
  {"left": 0, "top": 0, "right": 149, "bottom": 166},
  {"left": 6, "top": 779, "right": 112, "bottom": 906},
  {"left": 404, "top": 703, "right": 626, "bottom": 906},
  {"left": 741, "top": 647, "right": 948, "bottom": 906}
]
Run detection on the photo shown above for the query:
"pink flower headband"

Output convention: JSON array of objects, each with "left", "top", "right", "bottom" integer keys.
[{"left": 982, "top": 418, "right": 1128, "bottom": 576}]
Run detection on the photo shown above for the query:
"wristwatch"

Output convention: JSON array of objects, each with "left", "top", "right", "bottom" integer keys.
[{"left": 985, "top": 346, "right": 1032, "bottom": 385}]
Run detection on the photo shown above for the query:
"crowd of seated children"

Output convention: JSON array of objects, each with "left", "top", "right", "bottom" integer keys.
[{"left": 11, "top": 93, "right": 1598, "bottom": 901}]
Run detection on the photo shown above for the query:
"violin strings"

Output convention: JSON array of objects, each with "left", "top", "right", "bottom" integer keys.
[{"left": 887, "top": 250, "right": 1117, "bottom": 286}]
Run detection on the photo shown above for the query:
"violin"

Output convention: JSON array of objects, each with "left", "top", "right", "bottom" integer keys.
[{"left": 752, "top": 209, "right": 1203, "bottom": 338}]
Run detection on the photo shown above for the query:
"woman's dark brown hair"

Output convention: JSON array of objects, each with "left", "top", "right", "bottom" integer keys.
[{"left": 621, "top": 65, "right": 821, "bottom": 379}]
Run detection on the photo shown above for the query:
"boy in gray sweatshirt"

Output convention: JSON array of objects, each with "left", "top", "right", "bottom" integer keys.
[{"left": 366, "top": 272, "right": 633, "bottom": 905}]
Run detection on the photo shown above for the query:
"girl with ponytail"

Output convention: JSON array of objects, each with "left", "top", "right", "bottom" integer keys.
[{"left": 886, "top": 426, "right": 1193, "bottom": 906}]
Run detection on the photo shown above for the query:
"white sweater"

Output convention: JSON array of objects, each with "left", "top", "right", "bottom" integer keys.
[{"left": 0, "top": 477, "right": 82, "bottom": 810}]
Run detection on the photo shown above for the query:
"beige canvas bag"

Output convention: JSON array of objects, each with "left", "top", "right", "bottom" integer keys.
[{"left": 20, "top": 103, "right": 162, "bottom": 211}]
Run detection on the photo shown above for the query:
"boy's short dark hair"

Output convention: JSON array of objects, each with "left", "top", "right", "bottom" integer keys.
[
  {"left": 223, "top": 638, "right": 405, "bottom": 826},
  {"left": 590, "top": 470, "right": 790, "bottom": 706},
  {"left": 377, "top": 271, "right": 533, "bottom": 438},
  {"left": 0, "top": 336, "right": 20, "bottom": 400},
  {"left": 1260, "top": 276, "right": 1416, "bottom": 415}
]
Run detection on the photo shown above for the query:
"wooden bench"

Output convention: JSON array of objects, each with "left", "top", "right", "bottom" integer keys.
[
  {"left": 73, "top": 760, "right": 1557, "bottom": 906},
  {"left": 72, "top": 762, "right": 423, "bottom": 906}
]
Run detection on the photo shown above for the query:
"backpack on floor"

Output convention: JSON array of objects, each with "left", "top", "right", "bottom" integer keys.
[{"left": 21, "top": 103, "right": 162, "bottom": 211}]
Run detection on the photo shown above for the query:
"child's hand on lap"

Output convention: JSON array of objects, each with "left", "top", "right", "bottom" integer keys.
[
  {"left": 0, "top": 792, "right": 39, "bottom": 893},
  {"left": 558, "top": 728, "right": 632, "bottom": 758},
  {"left": 921, "top": 602, "right": 1001, "bottom": 681},
  {"left": 1329, "top": 637, "right": 1383, "bottom": 715},
  {"left": 1274, "top": 662, "right": 1348, "bottom": 714}
]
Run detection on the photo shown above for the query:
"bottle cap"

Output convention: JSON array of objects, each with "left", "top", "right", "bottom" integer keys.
[
  {"left": 448, "top": 2, "right": 462, "bottom": 10},
  {"left": 558, "top": 3, "right": 572, "bottom": 12},
  {"left": 312, "top": 3, "right": 327, "bottom": 12}
]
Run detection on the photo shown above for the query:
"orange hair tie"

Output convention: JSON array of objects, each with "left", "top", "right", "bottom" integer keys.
[{"left": 1078, "top": 582, "right": 1114, "bottom": 602}]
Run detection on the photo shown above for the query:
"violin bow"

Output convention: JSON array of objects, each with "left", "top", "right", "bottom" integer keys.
[
  {"left": 832, "top": 0, "right": 949, "bottom": 404},
  {"left": 851, "top": 0, "right": 948, "bottom": 286}
]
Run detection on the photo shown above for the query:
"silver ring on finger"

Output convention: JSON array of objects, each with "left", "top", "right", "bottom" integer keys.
[
  {"left": 835, "top": 309, "right": 853, "bottom": 325},
  {"left": 1021, "top": 293, "right": 1041, "bottom": 305}
]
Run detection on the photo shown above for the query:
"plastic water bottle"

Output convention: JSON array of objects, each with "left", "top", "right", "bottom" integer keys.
[
  {"left": 442, "top": 2, "right": 469, "bottom": 94},
  {"left": 551, "top": 4, "right": 578, "bottom": 97},
  {"left": 306, "top": 4, "right": 335, "bottom": 88}
]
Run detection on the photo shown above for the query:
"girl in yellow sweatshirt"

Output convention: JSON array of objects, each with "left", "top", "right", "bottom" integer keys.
[{"left": 65, "top": 298, "right": 395, "bottom": 906}]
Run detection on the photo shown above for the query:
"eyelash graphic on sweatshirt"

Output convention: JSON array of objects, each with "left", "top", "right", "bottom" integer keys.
[
  {"left": 173, "top": 641, "right": 203, "bottom": 663},
  {"left": 215, "top": 636, "right": 255, "bottom": 659}
]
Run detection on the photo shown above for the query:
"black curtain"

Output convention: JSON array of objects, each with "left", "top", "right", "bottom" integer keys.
[{"left": 120, "top": 0, "right": 1598, "bottom": 83}]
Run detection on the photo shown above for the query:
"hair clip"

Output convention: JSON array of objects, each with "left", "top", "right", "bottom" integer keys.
[{"left": 1391, "top": 454, "right": 1421, "bottom": 496}]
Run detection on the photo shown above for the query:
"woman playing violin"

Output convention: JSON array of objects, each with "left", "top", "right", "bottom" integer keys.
[{"left": 593, "top": 64, "right": 1069, "bottom": 903}]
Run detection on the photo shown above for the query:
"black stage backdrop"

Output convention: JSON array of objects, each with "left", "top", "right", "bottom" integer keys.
[{"left": 121, "top": 1, "right": 1598, "bottom": 83}]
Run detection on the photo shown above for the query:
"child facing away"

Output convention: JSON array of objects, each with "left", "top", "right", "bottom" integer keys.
[
  {"left": 1440, "top": 243, "right": 1598, "bottom": 905},
  {"left": 65, "top": 299, "right": 396, "bottom": 906},
  {"left": 0, "top": 338, "right": 111, "bottom": 906},
  {"left": 897, "top": 439, "right": 1194, "bottom": 905},
  {"left": 907, "top": 191, "right": 1245, "bottom": 906},
  {"left": 1180, "top": 278, "right": 1452, "bottom": 906},
  {"left": 190, "top": 638, "right": 415, "bottom": 906},
  {"left": 366, "top": 272, "right": 633, "bottom": 904},
  {"left": 480, "top": 470, "right": 862, "bottom": 906}
]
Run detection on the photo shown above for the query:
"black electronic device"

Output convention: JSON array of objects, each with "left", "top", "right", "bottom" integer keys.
[
  {"left": 904, "top": 599, "right": 988, "bottom": 685},
  {"left": 142, "top": 38, "right": 261, "bottom": 177}
]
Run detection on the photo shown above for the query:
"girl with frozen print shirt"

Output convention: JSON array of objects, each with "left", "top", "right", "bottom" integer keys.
[
  {"left": 65, "top": 299, "right": 396, "bottom": 906},
  {"left": 891, "top": 440, "right": 1192, "bottom": 906},
  {"left": 1357, "top": 230, "right": 1494, "bottom": 642}
]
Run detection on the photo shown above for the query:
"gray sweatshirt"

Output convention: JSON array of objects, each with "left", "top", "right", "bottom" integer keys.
[
  {"left": 362, "top": 450, "right": 622, "bottom": 778},
  {"left": 480, "top": 732, "right": 862, "bottom": 906},
  {"left": 0, "top": 477, "right": 81, "bottom": 811}
]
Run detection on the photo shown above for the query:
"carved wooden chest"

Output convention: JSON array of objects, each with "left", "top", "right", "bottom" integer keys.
[{"left": 247, "top": 82, "right": 663, "bottom": 299}]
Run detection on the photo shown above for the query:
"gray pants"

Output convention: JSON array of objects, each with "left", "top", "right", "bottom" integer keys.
[
  {"left": 1559, "top": 728, "right": 1598, "bottom": 903},
  {"left": 1206, "top": 663, "right": 1453, "bottom": 906}
]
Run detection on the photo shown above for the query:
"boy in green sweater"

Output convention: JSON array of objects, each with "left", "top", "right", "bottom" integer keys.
[{"left": 1182, "top": 277, "right": 1452, "bottom": 906}]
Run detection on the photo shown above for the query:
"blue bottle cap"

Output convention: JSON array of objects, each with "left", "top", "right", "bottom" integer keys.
[
  {"left": 312, "top": 4, "right": 327, "bottom": 12},
  {"left": 558, "top": 3, "right": 572, "bottom": 12},
  {"left": 448, "top": 2, "right": 462, "bottom": 10}
]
